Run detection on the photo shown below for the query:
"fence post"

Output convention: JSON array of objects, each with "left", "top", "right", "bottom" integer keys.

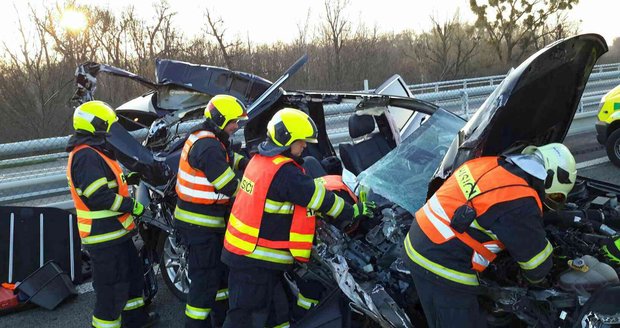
[
  {"left": 364, "top": 79, "right": 369, "bottom": 91},
  {"left": 461, "top": 90, "right": 469, "bottom": 118}
]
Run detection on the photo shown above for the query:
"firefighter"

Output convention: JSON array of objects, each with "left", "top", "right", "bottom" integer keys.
[
  {"left": 66, "top": 101, "right": 158, "bottom": 328},
  {"left": 402, "top": 143, "right": 577, "bottom": 328},
  {"left": 221, "top": 108, "right": 375, "bottom": 328},
  {"left": 174, "top": 94, "right": 249, "bottom": 328}
]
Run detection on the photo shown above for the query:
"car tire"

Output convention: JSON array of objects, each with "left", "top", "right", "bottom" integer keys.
[
  {"left": 605, "top": 129, "right": 620, "bottom": 167},
  {"left": 157, "top": 232, "right": 190, "bottom": 302}
]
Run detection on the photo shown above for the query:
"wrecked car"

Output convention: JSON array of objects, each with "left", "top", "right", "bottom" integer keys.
[{"left": 72, "top": 33, "right": 620, "bottom": 327}]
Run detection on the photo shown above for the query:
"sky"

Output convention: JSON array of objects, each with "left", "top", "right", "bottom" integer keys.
[{"left": 0, "top": 0, "right": 618, "bottom": 50}]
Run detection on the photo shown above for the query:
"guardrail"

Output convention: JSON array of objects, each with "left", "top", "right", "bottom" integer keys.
[{"left": 1, "top": 63, "right": 619, "bottom": 208}]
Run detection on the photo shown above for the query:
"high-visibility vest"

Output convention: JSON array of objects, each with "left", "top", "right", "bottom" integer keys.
[
  {"left": 176, "top": 130, "right": 231, "bottom": 205},
  {"left": 224, "top": 154, "right": 316, "bottom": 264},
  {"left": 67, "top": 145, "right": 135, "bottom": 245},
  {"left": 315, "top": 175, "right": 357, "bottom": 203},
  {"left": 412, "top": 157, "right": 542, "bottom": 272}
]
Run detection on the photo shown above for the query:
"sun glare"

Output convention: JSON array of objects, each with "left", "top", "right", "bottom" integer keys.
[{"left": 60, "top": 9, "right": 88, "bottom": 32}]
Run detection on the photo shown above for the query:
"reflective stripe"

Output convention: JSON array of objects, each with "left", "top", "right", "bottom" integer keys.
[
  {"left": 233, "top": 152, "right": 244, "bottom": 170},
  {"left": 290, "top": 232, "right": 314, "bottom": 243},
  {"left": 326, "top": 195, "right": 344, "bottom": 217},
  {"left": 470, "top": 219, "right": 498, "bottom": 240},
  {"left": 229, "top": 214, "right": 259, "bottom": 237},
  {"left": 188, "top": 130, "right": 215, "bottom": 143},
  {"left": 120, "top": 216, "right": 135, "bottom": 229},
  {"left": 107, "top": 180, "right": 118, "bottom": 189},
  {"left": 83, "top": 177, "right": 107, "bottom": 198},
  {"left": 273, "top": 322, "right": 291, "bottom": 328},
  {"left": 272, "top": 157, "right": 290, "bottom": 165},
  {"left": 177, "top": 183, "right": 229, "bottom": 201},
  {"left": 308, "top": 180, "right": 326, "bottom": 210},
  {"left": 75, "top": 188, "right": 83, "bottom": 196},
  {"left": 428, "top": 195, "right": 450, "bottom": 221},
  {"left": 76, "top": 209, "right": 122, "bottom": 219},
  {"left": 518, "top": 240, "right": 553, "bottom": 270},
  {"left": 78, "top": 222, "right": 91, "bottom": 234},
  {"left": 422, "top": 205, "right": 455, "bottom": 239},
  {"left": 92, "top": 316, "right": 121, "bottom": 328},
  {"left": 297, "top": 293, "right": 319, "bottom": 310},
  {"left": 215, "top": 288, "right": 229, "bottom": 301},
  {"left": 473, "top": 242, "right": 504, "bottom": 269},
  {"left": 185, "top": 304, "right": 210, "bottom": 320},
  {"left": 246, "top": 246, "right": 294, "bottom": 264},
  {"left": 178, "top": 168, "right": 214, "bottom": 187},
  {"left": 404, "top": 234, "right": 479, "bottom": 286},
  {"left": 123, "top": 297, "right": 144, "bottom": 311},
  {"left": 485, "top": 243, "right": 502, "bottom": 253},
  {"left": 472, "top": 252, "right": 489, "bottom": 268},
  {"left": 174, "top": 207, "right": 225, "bottom": 228},
  {"left": 225, "top": 228, "right": 257, "bottom": 252},
  {"left": 82, "top": 229, "right": 129, "bottom": 245},
  {"left": 265, "top": 199, "right": 294, "bottom": 214},
  {"left": 110, "top": 194, "right": 123, "bottom": 212},
  {"left": 212, "top": 167, "right": 235, "bottom": 189}
]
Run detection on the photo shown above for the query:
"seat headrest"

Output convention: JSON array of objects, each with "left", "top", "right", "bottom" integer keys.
[{"left": 348, "top": 114, "right": 375, "bottom": 138}]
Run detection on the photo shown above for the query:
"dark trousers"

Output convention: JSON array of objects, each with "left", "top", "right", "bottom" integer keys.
[
  {"left": 89, "top": 238, "right": 148, "bottom": 328},
  {"left": 223, "top": 267, "right": 289, "bottom": 328},
  {"left": 180, "top": 231, "right": 229, "bottom": 328},
  {"left": 410, "top": 272, "right": 487, "bottom": 328}
]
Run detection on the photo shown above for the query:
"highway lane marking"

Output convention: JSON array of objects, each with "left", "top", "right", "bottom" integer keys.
[{"left": 577, "top": 156, "right": 609, "bottom": 169}]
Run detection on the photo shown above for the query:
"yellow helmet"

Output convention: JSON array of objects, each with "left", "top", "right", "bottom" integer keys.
[
  {"left": 267, "top": 108, "right": 318, "bottom": 147},
  {"left": 522, "top": 143, "right": 577, "bottom": 209},
  {"left": 73, "top": 101, "right": 118, "bottom": 134},
  {"left": 204, "top": 94, "right": 247, "bottom": 129}
]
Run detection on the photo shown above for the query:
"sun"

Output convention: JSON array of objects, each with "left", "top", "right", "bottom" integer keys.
[{"left": 60, "top": 9, "right": 88, "bottom": 32}]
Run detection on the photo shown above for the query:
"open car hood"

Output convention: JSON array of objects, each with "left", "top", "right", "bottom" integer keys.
[
  {"left": 154, "top": 59, "right": 272, "bottom": 105},
  {"left": 73, "top": 60, "right": 272, "bottom": 111},
  {"left": 432, "top": 34, "right": 608, "bottom": 184}
]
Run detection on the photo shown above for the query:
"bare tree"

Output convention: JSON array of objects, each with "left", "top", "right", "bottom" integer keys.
[
  {"left": 295, "top": 9, "right": 313, "bottom": 50},
  {"left": 204, "top": 8, "right": 237, "bottom": 68},
  {"left": 470, "top": 0, "right": 580, "bottom": 65},
  {"left": 415, "top": 13, "right": 479, "bottom": 80},
  {"left": 320, "top": 0, "right": 351, "bottom": 87}
]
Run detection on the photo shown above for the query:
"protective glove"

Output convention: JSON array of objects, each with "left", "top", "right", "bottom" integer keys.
[
  {"left": 132, "top": 199, "right": 145, "bottom": 218},
  {"left": 352, "top": 201, "right": 376, "bottom": 220},
  {"left": 602, "top": 236, "right": 620, "bottom": 265},
  {"left": 125, "top": 172, "right": 141, "bottom": 185}
]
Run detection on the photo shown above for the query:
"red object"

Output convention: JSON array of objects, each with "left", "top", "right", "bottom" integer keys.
[
  {"left": 0, "top": 287, "right": 18, "bottom": 310},
  {"left": 1, "top": 283, "right": 15, "bottom": 290}
]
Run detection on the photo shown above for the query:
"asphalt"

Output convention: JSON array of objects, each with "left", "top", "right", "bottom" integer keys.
[{"left": 0, "top": 275, "right": 186, "bottom": 328}]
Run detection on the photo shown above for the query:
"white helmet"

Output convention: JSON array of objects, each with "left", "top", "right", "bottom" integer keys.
[{"left": 522, "top": 143, "right": 577, "bottom": 210}]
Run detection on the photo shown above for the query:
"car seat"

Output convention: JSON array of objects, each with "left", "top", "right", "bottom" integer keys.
[{"left": 339, "top": 114, "right": 391, "bottom": 176}]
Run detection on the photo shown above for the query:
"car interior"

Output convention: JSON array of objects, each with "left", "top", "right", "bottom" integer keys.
[{"left": 339, "top": 114, "right": 393, "bottom": 176}]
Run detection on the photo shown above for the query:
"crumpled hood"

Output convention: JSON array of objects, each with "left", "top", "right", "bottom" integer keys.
[{"left": 432, "top": 34, "right": 608, "bottom": 186}]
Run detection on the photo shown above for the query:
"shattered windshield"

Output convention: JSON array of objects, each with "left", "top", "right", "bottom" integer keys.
[{"left": 358, "top": 108, "right": 465, "bottom": 213}]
